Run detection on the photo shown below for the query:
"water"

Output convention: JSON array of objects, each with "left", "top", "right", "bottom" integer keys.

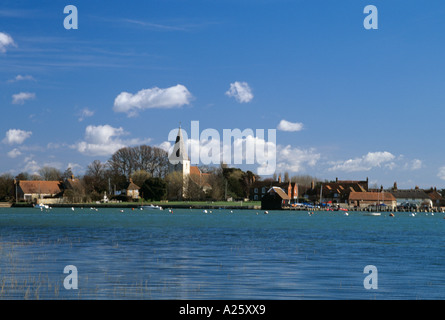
[{"left": 0, "top": 207, "right": 444, "bottom": 299}]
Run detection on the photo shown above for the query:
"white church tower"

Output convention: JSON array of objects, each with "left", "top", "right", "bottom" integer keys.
[{"left": 168, "top": 126, "right": 190, "bottom": 178}]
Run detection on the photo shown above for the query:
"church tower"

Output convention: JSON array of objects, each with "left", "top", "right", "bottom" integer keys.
[{"left": 168, "top": 126, "right": 190, "bottom": 178}]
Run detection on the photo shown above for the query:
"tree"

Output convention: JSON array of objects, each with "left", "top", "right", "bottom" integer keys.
[
  {"left": 62, "top": 167, "right": 74, "bottom": 180},
  {"left": 38, "top": 166, "right": 62, "bottom": 181},
  {"left": 184, "top": 176, "right": 205, "bottom": 201},
  {"left": 165, "top": 171, "right": 184, "bottom": 200},
  {"left": 108, "top": 145, "right": 169, "bottom": 179},
  {"left": 0, "top": 174, "right": 14, "bottom": 202},
  {"left": 83, "top": 160, "right": 108, "bottom": 194},
  {"left": 130, "top": 170, "right": 151, "bottom": 189},
  {"left": 140, "top": 177, "right": 167, "bottom": 201}
]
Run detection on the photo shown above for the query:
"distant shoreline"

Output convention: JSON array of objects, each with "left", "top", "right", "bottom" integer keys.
[{"left": 9, "top": 202, "right": 262, "bottom": 210}]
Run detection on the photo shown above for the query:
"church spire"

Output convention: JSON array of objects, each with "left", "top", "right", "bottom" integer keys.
[{"left": 169, "top": 126, "right": 189, "bottom": 164}]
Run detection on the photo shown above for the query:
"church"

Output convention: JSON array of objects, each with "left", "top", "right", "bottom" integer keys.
[{"left": 168, "top": 126, "right": 212, "bottom": 199}]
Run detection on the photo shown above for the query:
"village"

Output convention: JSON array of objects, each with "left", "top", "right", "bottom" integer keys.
[{"left": 1, "top": 126, "right": 444, "bottom": 213}]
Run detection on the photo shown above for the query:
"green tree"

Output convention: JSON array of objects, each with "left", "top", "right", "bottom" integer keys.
[
  {"left": 0, "top": 174, "right": 14, "bottom": 202},
  {"left": 141, "top": 177, "right": 167, "bottom": 201}
]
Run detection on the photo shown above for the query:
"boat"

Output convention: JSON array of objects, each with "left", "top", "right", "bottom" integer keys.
[
  {"left": 34, "top": 203, "right": 50, "bottom": 210},
  {"left": 140, "top": 204, "right": 163, "bottom": 210},
  {"left": 364, "top": 212, "right": 381, "bottom": 216}
]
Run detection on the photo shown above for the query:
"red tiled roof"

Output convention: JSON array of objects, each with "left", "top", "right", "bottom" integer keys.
[
  {"left": 349, "top": 191, "right": 396, "bottom": 201},
  {"left": 19, "top": 181, "right": 63, "bottom": 195}
]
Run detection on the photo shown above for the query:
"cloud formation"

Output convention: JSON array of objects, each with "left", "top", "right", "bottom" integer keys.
[
  {"left": 113, "top": 84, "right": 192, "bottom": 117},
  {"left": 277, "top": 120, "right": 304, "bottom": 132},
  {"left": 8, "top": 75, "right": 35, "bottom": 83},
  {"left": 7, "top": 148, "right": 22, "bottom": 158},
  {"left": 329, "top": 151, "right": 396, "bottom": 172},
  {"left": 3, "top": 129, "right": 32, "bottom": 145},
  {"left": 78, "top": 108, "right": 95, "bottom": 122},
  {"left": 225, "top": 81, "right": 253, "bottom": 103},
  {"left": 12, "top": 92, "right": 35, "bottom": 105},
  {"left": 438, "top": 166, "right": 445, "bottom": 181},
  {"left": 276, "top": 145, "right": 320, "bottom": 173},
  {"left": 0, "top": 32, "right": 15, "bottom": 53},
  {"left": 76, "top": 124, "right": 149, "bottom": 156}
]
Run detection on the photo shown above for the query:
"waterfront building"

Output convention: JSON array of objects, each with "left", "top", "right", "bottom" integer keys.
[
  {"left": 348, "top": 191, "right": 397, "bottom": 209},
  {"left": 125, "top": 178, "right": 140, "bottom": 200},
  {"left": 304, "top": 177, "right": 369, "bottom": 204},
  {"left": 16, "top": 180, "right": 63, "bottom": 203},
  {"left": 390, "top": 184, "right": 432, "bottom": 208},
  {"left": 261, "top": 186, "right": 291, "bottom": 210}
]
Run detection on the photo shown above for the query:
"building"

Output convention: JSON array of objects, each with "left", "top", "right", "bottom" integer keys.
[
  {"left": 16, "top": 180, "right": 64, "bottom": 203},
  {"left": 390, "top": 186, "right": 432, "bottom": 208},
  {"left": 169, "top": 126, "right": 190, "bottom": 178},
  {"left": 261, "top": 186, "right": 291, "bottom": 210},
  {"left": 126, "top": 178, "right": 140, "bottom": 200},
  {"left": 189, "top": 166, "right": 212, "bottom": 193},
  {"left": 249, "top": 177, "right": 298, "bottom": 202},
  {"left": 349, "top": 191, "right": 397, "bottom": 209},
  {"left": 304, "top": 178, "right": 369, "bottom": 204},
  {"left": 168, "top": 126, "right": 213, "bottom": 198},
  {"left": 424, "top": 188, "right": 445, "bottom": 208}
]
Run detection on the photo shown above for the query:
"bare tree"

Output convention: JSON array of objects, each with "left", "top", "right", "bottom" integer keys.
[{"left": 38, "top": 166, "right": 62, "bottom": 181}]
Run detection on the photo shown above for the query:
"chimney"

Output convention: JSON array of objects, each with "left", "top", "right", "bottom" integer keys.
[
  {"left": 311, "top": 180, "right": 315, "bottom": 190},
  {"left": 393, "top": 182, "right": 398, "bottom": 191},
  {"left": 278, "top": 175, "right": 281, "bottom": 183},
  {"left": 336, "top": 177, "right": 338, "bottom": 183}
]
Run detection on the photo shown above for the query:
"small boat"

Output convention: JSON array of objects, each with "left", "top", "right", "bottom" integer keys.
[
  {"left": 364, "top": 212, "right": 381, "bottom": 216},
  {"left": 140, "top": 204, "right": 163, "bottom": 210},
  {"left": 34, "top": 203, "right": 49, "bottom": 210}
]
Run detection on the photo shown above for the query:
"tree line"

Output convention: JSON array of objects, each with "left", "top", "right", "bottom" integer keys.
[{"left": 0, "top": 144, "right": 324, "bottom": 203}]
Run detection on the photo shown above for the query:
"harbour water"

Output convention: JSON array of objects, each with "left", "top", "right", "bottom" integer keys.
[{"left": 0, "top": 207, "right": 444, "bottom": 300}]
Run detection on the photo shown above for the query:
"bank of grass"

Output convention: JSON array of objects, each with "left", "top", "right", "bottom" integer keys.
[
  {"left": 13, "top": 200, "right": 261, "bottom": 209},
  {"left": 150, "top": 200, "right": 261, "bottom": 208}
]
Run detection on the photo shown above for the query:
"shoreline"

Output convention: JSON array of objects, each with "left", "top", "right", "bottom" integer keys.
[{"left": 6, "top": 202, "right": 444, "bottom": 213}]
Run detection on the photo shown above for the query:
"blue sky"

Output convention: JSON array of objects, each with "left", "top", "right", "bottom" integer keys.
[{"left": 1, "top": 0, "right": 445, "bottom": 188}]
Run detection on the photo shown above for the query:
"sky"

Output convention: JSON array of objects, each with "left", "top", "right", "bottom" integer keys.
[{"left": 1, "top": 0, "right": 445, "bottom": 189}]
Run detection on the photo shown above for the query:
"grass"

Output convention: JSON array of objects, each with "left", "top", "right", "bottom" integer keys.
[{"left": 149, "top": 200, "right": 261, "bottom": 207}]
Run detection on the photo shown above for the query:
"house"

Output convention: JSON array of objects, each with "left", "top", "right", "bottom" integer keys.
[
  {"left": 304, "top": 177, "right": 369, "bottom": 204},
  {"left": 189, "top": 166, "right": 212, "bottom": 193},
  {"left": 126, "top": 178, "right": 140, "bottom": 200},
  {"left": 348, "top": 191, "right": 397, "bottom": 209},
  {"left": 424, "top": 188, "right": 445, "bottom": 208},
  {"left": 261, "top": 186, "right": 291, "bottom": 210},
  {"left": 250, "top": 180, "right": 298, "bottom": 202},
  {"left": 390, "top": 186, "right": 432, "bottom": 208},
  {"left": 249, "top": 174, "right": 298, "bottom": 202},
  {"left": 63, "top": 175, "right": 85, "bottom": 203},
  {"left": 17, "top": 180, "right": 64, "bottom": 203}
]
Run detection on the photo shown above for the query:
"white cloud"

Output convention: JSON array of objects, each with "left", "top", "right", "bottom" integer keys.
[
  {"left": 438, "top": 167, "right": 445, "bottom": 181},
  {"left": 76, "top": 124, "right": 149, "bottom": 156},
  {"left": 113, "top": 84, "right": 192, "bottom": 117},
  {"left": 277, "top": 120, "right": 304, "bottom": 132},
  {"left": 23, "top": 160, "right": 40, "bottom": 175},
  {"left": 225, "top": 81, "right": 253, "bottom": 103},
  {"left": 7, "top": 148, "right": 22, "bottom": 158},
  {"left": 0, "top": 32, "right": 15, "bottom": 53},
  {"left": 12, "top": 92, "right": 36, "bottom": 105},
  {"left": 8, "top": 75, "right": 35, "bottom": 83},
  {"left": 329, "top": 151, "right": 395, "bottom": 172},
  {"left": 408, "top": 159, "right": 422, "bottom": 171},
  {"left": 3, "top": 129, "right": 32, "bottom": 145},
  {"left": 276, "top": 145, "right": 320, "bottom": 173},
  {"left": 78, "top": 108, "right": 95, "bottom": 122}
]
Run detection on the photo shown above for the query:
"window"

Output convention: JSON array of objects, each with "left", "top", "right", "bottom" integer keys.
[
  {"left": 254, "top": 195, "right": 258, "bottom": 200},
  {"left": 254, "top": 188, "right": 258, "bottom": 193},
  {"left": 262, "top": 187, "right": 266, "bottom": 193}
]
